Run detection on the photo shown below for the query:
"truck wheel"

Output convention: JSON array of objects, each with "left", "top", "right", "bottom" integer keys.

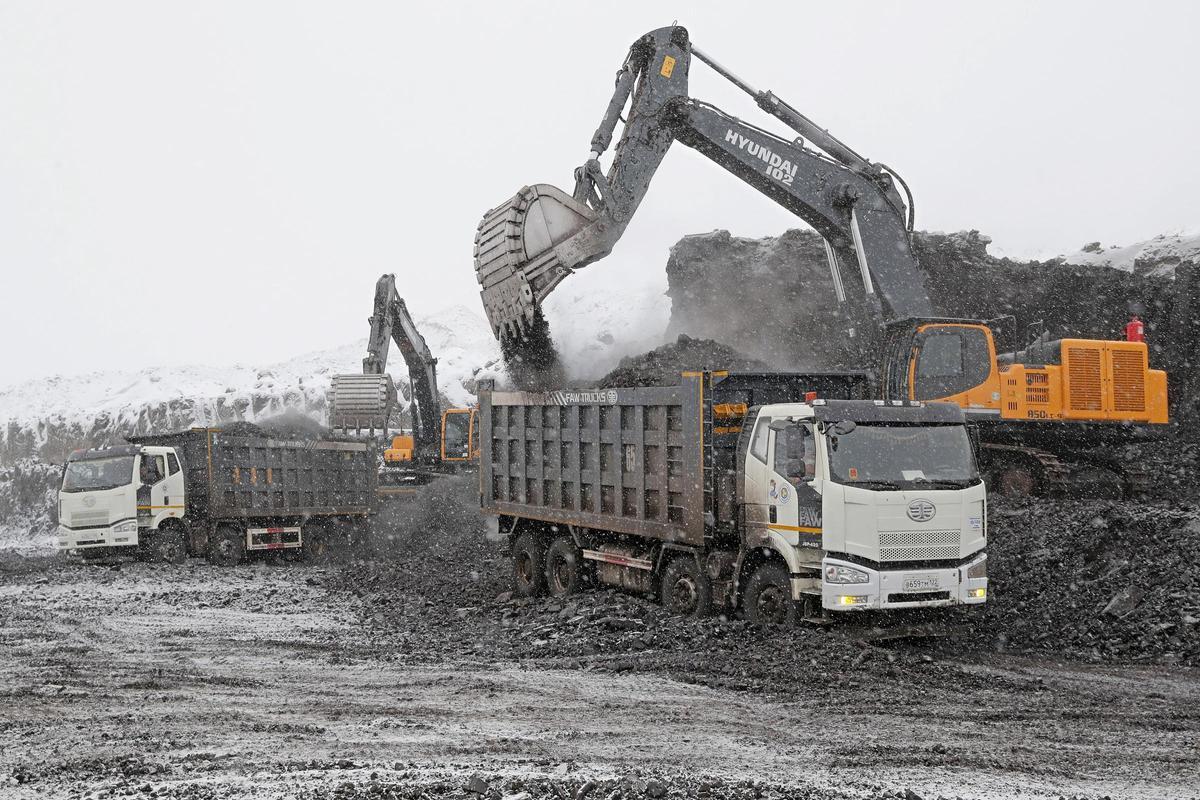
[
  {"left": 208, "top": 525, "right": 246, "bottom": 566},
  {"left": 660, "top": 556, "right": 713, "bottom": 617},
  {"left": 512, "top": 532, "right": 547, "bottom": 598},
  {"left": 743, "top": 562, "right": 797, "bottom": 626},
  {"left": 152, "top": 527, "right": 188, "bottom": 565},
  {"left": 302, "top": 522, "right": 334, "bottom": 564},
  {"left": 348, "top": 518, "right": 373, "bottom": 558},
  {"left": 545, "top": 536, "right": 582, "bottom": 597}
]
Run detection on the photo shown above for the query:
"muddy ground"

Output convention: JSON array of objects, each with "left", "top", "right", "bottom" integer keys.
[{"left": 2, "top": 478, "right": 1199, "bottom": 800}]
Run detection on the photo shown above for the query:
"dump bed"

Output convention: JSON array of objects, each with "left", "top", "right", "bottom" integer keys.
[
  {"left": 130, "top": 427, "right": 376, "bottom": 519},
  {"left": 481, "top": 376, "right": 710, "bottom": 546}
]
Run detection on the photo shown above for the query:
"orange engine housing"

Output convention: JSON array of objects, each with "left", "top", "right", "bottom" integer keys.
[{"left": 996, "top": 339, "right": 1168, "bottom": 424}]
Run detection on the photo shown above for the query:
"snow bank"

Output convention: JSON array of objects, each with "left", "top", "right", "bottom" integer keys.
[{"left": 1059, "top": 231, "right": 1200, "bottom": 278}]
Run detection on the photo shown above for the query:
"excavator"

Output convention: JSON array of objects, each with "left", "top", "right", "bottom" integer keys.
[
  {"left": 329, "top": 274, "right": 478, "bottom": 489},
  {"left": 473, "top": 24, "right": 1168, "bottom": 496}
]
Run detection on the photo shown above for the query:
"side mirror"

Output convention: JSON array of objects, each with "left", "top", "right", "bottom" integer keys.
[{"left": 831, "top": 420, "right": 856, "bottom": 435}]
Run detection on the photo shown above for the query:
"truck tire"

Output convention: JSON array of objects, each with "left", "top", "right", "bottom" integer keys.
[
  {"left": 347, "top": 518, "right": 372, "bottom": 558},
  {"left": 208, "top": 524, "right": 246, "bottom": 566},
  {"left": 512, "top": 532, "right": 547, "bottom": 598},
  {"left": 743, "top": 562, "right": 797, "bottom": 626},
  {"left": 302, "top": 521, "right": 335, "bottom": 564},
  {"left": 545, "top": 535, "right": 582, "bottom": 597},
  {"left": 660, "top": 555, "right": 713, "bottom": 617},
  {"left": 151, "top": 526, "right": 187, "bottom": 565}
]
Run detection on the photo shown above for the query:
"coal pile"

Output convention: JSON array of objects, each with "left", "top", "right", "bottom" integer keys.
[
  {"left": 666, "top": 227, "right": 1200, "bottom": 416},
  {"left": 979, "top": 499, "right": 1200, "bottom": 665},
  {"left": 340, "top": 477, "right": 1029, "bottom": 702},
  {"left": 297, "top": 770, "right": 870, "bottom": 800},
  {"left": 597, "top": 334, "right": 767, "bottom": 388}
]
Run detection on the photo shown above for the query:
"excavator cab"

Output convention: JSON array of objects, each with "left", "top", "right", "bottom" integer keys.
[
  {"left": 880, "top": 320, "right": 1001, "bottom": 409},
  {"left": 440, "top": 408, "right": 479, "bottom": 463}
]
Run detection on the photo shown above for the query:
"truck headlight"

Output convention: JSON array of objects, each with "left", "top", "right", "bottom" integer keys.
[
  {"left": 825, "top": 564, "right": 870, "bottom": 584},
  {"left": 114, "top": 521, "right": 138, "bottom": 534},
  {"left": 967, "top": 557, "right": 987, "bottom": 579}
]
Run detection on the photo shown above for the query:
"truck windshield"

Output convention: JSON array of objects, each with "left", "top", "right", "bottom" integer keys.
[
  {"left": 826, "top": 424, "right": 979, "bottom": 488},
  {"left": 61, "top": 456, "right": 135, "bottom": 493}
]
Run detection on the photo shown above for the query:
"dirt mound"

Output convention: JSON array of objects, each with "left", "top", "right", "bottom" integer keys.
[
  {"left": 975, "top": 499, "right": 1200, "bottom": 665},
  {"left": 597, "top": 334, "right": 768, "bottom": 388}
]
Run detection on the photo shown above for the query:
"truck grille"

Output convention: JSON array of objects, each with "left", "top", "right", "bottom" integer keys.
[
  {"left": 69, "top": 511, "right": 110, "bottom": 528},
  {"left": 879, "top": 529, "right": 960, "bottom": 561}
]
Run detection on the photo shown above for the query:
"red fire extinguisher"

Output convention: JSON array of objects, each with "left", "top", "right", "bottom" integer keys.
[{"left": 1125, "top": 315, "right": 1145, "bottom": 343}]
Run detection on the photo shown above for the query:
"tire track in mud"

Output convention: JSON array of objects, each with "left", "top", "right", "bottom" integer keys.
[{"left": 1, "top": 557, "right": 1199, "bottom": 799}]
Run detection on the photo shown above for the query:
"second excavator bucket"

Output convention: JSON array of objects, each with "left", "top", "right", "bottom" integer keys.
[
  {"left": 328, "top": 373, "right": 397, "bottom": 435},
  {"left": 474, "top": 184, "right": 598, "bottom": 340}
]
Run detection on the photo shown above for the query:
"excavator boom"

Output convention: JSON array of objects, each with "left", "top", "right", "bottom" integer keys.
[{"left": 474, "top": 25, "right": 932, "bottom": 347}]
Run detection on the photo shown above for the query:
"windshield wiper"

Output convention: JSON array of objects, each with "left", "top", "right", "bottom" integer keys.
[
  {"left": 908, "top": 477, "right": 978, "bottom": 489},
  {"left": 841, "top": 479, "right": 902, "bottom": 490}
]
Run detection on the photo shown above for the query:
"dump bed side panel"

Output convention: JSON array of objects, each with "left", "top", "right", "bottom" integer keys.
[
  {"left": 480, "top": 377, "right": 707, "bottom": 546},
  {"left": 133, "top": 429, "right": 376, "bottom": 519}
]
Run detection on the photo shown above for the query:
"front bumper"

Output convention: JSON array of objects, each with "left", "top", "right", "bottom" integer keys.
[
  {"left": 55, "top": 523, "right": 141, "bottom": 551},
  {"left": 820, "top": 554, "right": 987, "bottom": 611}
]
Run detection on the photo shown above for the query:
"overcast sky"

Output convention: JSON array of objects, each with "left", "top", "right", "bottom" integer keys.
[{"left": 2, "top": 1, "right": 1198, "bottom": 387}]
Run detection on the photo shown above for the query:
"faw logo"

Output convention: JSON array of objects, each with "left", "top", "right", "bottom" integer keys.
[
  {"left": 906, "top": 499, "right": 936, "bottom": 523},
  {"left": 549, "top": 390, "right": 618, "bottom": 406},
  {"left": 724, "top": 129, "right": 798, "bottom": 186}
]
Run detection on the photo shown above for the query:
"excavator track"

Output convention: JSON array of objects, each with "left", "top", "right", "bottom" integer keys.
[
  {"left": 983, "top": 442, "right": 1155, "bottom": 499},
  {"left": 982, "top": 443, "right": 1072, "bottom": 497}
]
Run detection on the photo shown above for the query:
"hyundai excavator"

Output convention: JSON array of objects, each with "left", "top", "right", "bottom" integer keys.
[
  {"left": 473, "top": 24, "right": 1168, "bottom": 496},
  {"left": 329, "top": 274, "right": 478, "bottom": 489}
]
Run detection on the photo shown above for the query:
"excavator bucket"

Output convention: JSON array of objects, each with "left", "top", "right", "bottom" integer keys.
[
  {"left": 327, "top": 374, "right": 397, "bottom": 434},
  {"left": 474, "top": 184, "right": 598, "bottom": 339}
]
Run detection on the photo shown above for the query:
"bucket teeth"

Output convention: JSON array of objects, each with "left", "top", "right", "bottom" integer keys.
[{"left": 473, "top": 184, "right": 598, "bottom": 340}]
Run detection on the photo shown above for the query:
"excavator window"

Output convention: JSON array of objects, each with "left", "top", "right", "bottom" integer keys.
[
  {"left": 442, "top": 412, "right": 472, "bottom": 461},
  {"left": 912, "top": 327, "right": 991, "bottom": 399}
]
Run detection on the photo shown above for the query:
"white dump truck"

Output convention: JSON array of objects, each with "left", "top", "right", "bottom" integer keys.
[
  {"left": 56, "top": 425, "right": 376, "bottom": 564},
  {"left": 479, "top": 372, "right": 987, "bottom": 621}
]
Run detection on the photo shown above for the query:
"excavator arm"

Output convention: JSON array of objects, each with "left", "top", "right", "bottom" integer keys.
[
  {"left": 474, "top": 25, "right": 932, "bottom": 349},
  {"left": 329, "top": 274, "right": 441, "bottom": 458}
]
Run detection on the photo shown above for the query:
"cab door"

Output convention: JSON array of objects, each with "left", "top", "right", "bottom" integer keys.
[
  {"left": 767, "top": 422, "right": 823, "bottom": 552},
  {"left": 162, "top": 450, "right": 186, "bottom": 519},
  {"left": 136, "top": 452, "right": 168, "bottom": 526},
  {"left": 742, "top": 414, "right": 774, "bottom": 529}
]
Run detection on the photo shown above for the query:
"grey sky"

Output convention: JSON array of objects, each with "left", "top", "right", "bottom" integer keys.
[{"left": 2, "top": 1, "right": 1198, "bottom": 387}]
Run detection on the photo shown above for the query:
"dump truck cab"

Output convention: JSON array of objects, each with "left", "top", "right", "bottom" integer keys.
[
  {"left": 57, "top": 444, "right": 185, "bottom": 553},
  {"left": 741, "top": 399, "right": 987, "bottom": 611}
]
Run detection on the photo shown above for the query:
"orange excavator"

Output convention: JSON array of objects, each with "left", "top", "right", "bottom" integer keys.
[
  {"left": 473, "top": 24, "right": 1168, "bottom": 496},
  {"left": 329, "top": 274, "right": 479, "bottom": 489}
]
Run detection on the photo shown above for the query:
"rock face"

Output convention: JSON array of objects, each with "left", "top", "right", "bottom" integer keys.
[{"left": 666, "top": 228, "right": 1200, "bottom": 413}]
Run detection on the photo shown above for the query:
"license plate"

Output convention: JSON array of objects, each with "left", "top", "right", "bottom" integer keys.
[{"left": 903, "top": 575, "right": 940, "bottom": 591}]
